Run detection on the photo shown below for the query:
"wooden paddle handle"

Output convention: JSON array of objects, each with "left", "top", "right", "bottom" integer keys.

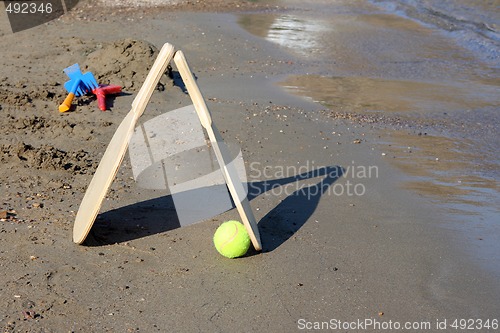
[
  {"left": 59, "top": 92, "right": 75, "bottom": 113},
  {"left": 131, "top": 43, "right": 175, "bottom": 118},
  {"left": 173, "top": 51, "right": 212, "bottom": 129}
]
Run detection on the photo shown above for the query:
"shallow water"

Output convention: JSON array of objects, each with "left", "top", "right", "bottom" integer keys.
[
  {"left": 370, "top": 0, "right": 500, "bottom": 67},
  {"left": 239, "top": 0, "right": 500, "bottom": 274},
  {"left": 280, "top": 75, "right": 498, "bottom": 113}
]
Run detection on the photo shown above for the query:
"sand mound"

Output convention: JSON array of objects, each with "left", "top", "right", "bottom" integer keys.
[{"left": 84, "top": 38, "right": 172, "bottom": 91}]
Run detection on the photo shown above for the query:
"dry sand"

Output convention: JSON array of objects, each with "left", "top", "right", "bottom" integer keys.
[{"left": 0, "top": 1, "right": 499, "bottom": 332}]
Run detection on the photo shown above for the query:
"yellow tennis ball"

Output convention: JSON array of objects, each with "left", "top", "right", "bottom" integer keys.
[{"left": 213, "top": 220, "right": 250, "bottom": 258}]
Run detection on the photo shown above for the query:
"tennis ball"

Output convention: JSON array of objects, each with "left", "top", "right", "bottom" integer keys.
[{"left": 213, "top": 220, "right": 250, "bottom": 258}]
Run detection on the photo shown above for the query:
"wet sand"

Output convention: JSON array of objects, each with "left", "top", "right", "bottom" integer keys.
[
  {"left": 0, "top": 1, "right": 499, "bottom": 332},
  {"left": 241, "top": 0, "right": 500, "bottom": 274}
]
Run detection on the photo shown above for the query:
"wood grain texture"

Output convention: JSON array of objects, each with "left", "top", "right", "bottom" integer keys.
[
  {"left": 73, "top": 43, "right": 175, "bottom": 244},
  {"left": 174, "top": 50, "right": 262, "bottom": 251}
]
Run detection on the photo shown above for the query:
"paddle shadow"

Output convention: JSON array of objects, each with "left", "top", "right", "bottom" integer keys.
[
  {"left": 84, "top": 165, "right": 344, "bottom": 249},
  {"left": 247, "top": 165, "right": 344, "bottom": 253},
  {"left": 84, "top": 194, "right": 179, "bottom": 246}
]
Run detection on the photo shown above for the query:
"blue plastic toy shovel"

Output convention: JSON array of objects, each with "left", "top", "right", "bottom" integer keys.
[{"left": 59, "top": 64, "right": 98, "bottom": 112}]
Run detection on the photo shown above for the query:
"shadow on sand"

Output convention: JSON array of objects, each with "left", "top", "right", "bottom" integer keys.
[{"left": 84, "top": 166, "right": 344, "bottom": 252}]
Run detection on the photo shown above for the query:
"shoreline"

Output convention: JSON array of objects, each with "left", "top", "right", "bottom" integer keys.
[{"left": 1, "top": 2, "right": 499, "bottom": 331}]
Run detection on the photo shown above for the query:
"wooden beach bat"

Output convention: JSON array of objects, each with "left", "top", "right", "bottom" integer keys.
[
  {"left": 73, "top": 43, "right": 175, "bottom": 244},
  {"left": 173, "top": 50, "right": 262, "bottom": 251}
]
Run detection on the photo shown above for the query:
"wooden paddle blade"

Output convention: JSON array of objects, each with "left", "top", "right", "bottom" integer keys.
[
  {"left": 73, "top": 112, "right": 136, "bottom": 243},
  {"left": 132, "top": 43, "right": 175, "bottom": 116},
  {"left": 174, "top": 50, "right": 262, "bottom": 251},
  {"left": 212, "top": 124, "right": 262, "bottom": 251},
  {"left": 73, "top": 43, "right": 176, "bottom": 244}
]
